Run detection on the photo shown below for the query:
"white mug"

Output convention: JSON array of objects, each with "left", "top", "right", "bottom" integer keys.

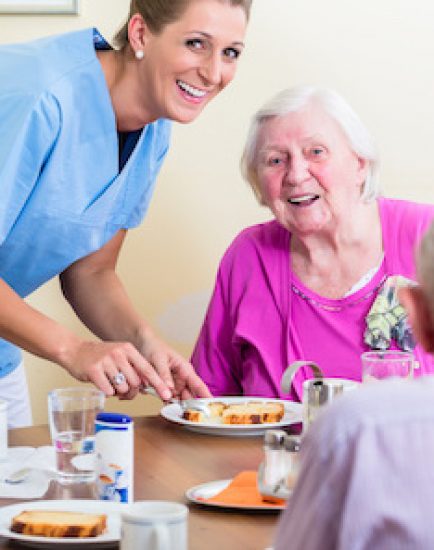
[{"left": 121, "top": 501, "right": 188, "bottom": 550}]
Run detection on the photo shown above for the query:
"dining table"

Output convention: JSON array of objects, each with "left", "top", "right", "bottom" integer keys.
[{"left": 0, "top": 414, "right": 298, "bottom": 550}]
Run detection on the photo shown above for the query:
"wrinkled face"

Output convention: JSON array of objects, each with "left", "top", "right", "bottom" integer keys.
[
  {"left": 140, "top": 0, "right": 247, "bottom": 123},
  {"left": 255, "top": 103, "right": 368, "bottom": 236}
]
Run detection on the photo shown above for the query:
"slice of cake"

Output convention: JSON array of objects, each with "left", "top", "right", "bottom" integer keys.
[
  {"left": 11, "top": 510, "right": 107, "bottom": 538},
  {"left": 183, "top": 399, "right": 285, "bottom": 425},
  {"left": 183, "top": 401, "right": 227, "bottom": 422},
  {"left": 222, "top": 402, "right": 285, "bottom": 425}
]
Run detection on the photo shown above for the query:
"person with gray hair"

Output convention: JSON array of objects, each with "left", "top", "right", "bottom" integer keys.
[
  {"left": 192, "top": 85, "right": 434, "bottom": 399},
  {"left": 273, "top": 222, "right": 434, "bottom": 550}
]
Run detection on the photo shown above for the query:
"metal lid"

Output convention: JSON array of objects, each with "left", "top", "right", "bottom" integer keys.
[
  {"left": 306, "top": 379, "right": 344, "bottom": 406},
  {"left": 263, "top": 429, "right": 286, "bottom": 450},
  {"left": 283, "top": 435, "right": 301, "bottom": 453}
]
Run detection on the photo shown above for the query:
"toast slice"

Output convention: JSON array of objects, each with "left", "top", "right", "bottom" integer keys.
[{"left": 10, "top": 510, "right": 107, "bottom": 538}]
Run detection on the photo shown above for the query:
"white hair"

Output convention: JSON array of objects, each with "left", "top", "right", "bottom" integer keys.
[
  {"left": 240, "top": 85, "right": 381, "bottom": 204},
  {"left": 417, "top": 221, "right": 434, "bottom": 322}
]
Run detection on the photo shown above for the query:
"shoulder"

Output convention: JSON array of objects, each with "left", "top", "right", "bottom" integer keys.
[
  {"left": 380, "top": 197, "right": 434, "bottom": 272},
  {"left": 219, "top": 220, "right": 286, "bottom": 268},
  {"left": 380, "top": 197, "right": 434, "bottom": 232},
  {"left": 0, "top": 88, "right": 61, "bottom": 161},
  {"left": 225, "top": 220, "right": 287, "bottom": 256},
  {"left": 212, "top": 221, "right": 289, "bottom": 292},
  {"left": 0, "top": 28, "right": 96, "bottom": 96}
]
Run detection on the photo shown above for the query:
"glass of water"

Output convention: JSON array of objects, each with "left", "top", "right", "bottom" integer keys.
[
  {"left": 361, "top": 350, "right": 414, "bottom": 383},
  {"left": 48, "top": 387, "right": 105, "bottom": 484}
]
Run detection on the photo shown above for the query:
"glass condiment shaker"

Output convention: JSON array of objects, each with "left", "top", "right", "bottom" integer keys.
[
  {"left": 258, "top": 430, "right": 300, "bottom": 501},
  {"left": 282, "top": 434, "right": 301, "bottom": 490}
]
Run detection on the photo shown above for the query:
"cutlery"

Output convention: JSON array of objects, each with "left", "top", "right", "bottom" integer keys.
[{"left": 142, "top": 386, "right": 211, "bottom": 417}]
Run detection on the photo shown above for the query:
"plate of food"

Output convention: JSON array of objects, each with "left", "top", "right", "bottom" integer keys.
[
  {"left": 160, "top": 397, "right": 302, "bottom": 436},
  {"left": 186, "top": 478, "right": 287, "bottom": 511},
  {"left": 0, "top": 499, "right": 122, "bottom": 547}
]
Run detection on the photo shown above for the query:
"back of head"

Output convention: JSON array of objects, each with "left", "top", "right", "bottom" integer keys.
[
  {"left": 241, "top": 85, "right": 380, "bottom": 205},
  {"left": 274, "top": 378, "right": 434, "bottom": 550},
  {"left": 113, "top": 0, "right": 253, "bottom": 49}
]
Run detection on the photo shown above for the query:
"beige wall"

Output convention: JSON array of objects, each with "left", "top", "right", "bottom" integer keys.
[{"left": 1, "top": 0, "right": 434, "bottom": 424}]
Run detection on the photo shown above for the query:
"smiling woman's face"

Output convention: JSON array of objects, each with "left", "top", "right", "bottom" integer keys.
[
  {"left": 138, "top": 0, "right": 247, "bottom": 124},
  {"left": 255, "top": 103, "right": 368, "bottom": 236}
]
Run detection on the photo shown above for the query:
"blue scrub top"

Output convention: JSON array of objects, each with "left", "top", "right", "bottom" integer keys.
[{"left": 0, "top": 29, "right": 171, "bottom": 376}]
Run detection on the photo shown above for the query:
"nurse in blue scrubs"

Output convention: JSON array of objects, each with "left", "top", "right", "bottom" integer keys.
[{"left": 0, "top": 0, "right": 251, "bottom": 426}]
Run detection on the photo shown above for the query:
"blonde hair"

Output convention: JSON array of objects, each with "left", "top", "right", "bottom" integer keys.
[{"left": 114, "top": 0, "right": 252, "bottom": 49}]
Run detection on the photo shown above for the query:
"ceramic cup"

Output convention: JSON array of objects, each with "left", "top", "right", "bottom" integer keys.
[{"left": 121, "top": 501, "right": 188, "bottom": 550}]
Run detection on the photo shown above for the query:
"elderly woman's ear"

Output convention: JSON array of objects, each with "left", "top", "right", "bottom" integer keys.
[
  {"left": 356, "top": 156, "right": 369, "bottom": 190},
  {"left": 399, "top": 286, "right": 434, "bottom": 353}
]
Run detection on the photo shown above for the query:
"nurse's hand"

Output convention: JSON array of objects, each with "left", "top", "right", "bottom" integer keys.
[
  {"left": 63, "top": 340, "right": 174, "bottom": 400},
  {"left": 137, "top": 332, "right": 212, "bottom": 400}
]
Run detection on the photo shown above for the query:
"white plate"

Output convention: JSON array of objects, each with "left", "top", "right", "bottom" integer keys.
[
  {"left": 161, "top": 397, "right": 302, "bottom": 436},
  {"left": 0, "top": 499, "right": 122, "bottom": 547},
  {"left": 186, "top": 479, "right": 286, "bottom": 511}
]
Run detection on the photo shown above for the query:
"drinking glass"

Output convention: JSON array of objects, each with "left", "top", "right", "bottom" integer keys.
[
  {"left": 361, "top": 350, "right": 414, "bottom": 383},
  {"left": 48, "top": 387, "right": 105, "bottom": 484}
]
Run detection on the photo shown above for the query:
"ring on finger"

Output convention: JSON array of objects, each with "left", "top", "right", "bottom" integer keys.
[{"left": 112, "top": 372, "right": 126, "bottom": 386}]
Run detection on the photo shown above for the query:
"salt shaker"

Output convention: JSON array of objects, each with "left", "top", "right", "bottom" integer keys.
[
  {"left": 95, "top": 412, "right": 134, "bottom": 503},
  {"left": 258, "top": 430, "right": 301, "bottom": 500},
  {"left": 257, "top": 430, "right": 288, "bottom": 500},
  {"left": 262, "top": 430, "right": 287, "bottom": 488},
  {"left": 282, "top": 434, "right": 301, "bottom": 490}
]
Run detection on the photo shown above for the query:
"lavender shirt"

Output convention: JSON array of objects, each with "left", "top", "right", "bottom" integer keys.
[
  {"left": 192, "top": 198, "right": 434, "bottom": 400},
  {"left": 274, "top": 376, "right": 434, "bottom": 550}
]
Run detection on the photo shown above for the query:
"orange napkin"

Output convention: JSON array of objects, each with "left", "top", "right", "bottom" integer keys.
[{"left": 200, "top": 471, "right": 286, "bottom": 508}]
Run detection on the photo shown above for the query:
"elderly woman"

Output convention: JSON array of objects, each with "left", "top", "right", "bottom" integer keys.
[
  {"left": 191, "top": 85, "right": 434, "bottom": 400},
  {"left": 0, "top": 0, "right": 251, "bottom": 425}
]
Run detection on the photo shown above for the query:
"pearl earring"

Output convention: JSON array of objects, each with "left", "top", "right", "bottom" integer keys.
[{"left": 135, "top": 50, "right": 144, "bottom": 60}]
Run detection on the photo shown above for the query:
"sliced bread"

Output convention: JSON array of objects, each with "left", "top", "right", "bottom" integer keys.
[{"left": 11, "top": 510, "right": 107, "bottom": 538}]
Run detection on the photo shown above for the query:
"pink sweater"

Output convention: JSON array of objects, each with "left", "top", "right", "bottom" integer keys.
[{"left": 191, "top": 198, "right": 434, "bottom": 401}]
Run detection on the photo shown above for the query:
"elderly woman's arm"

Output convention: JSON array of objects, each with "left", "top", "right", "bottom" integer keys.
[
  {"left": 191, "top": 264, "right": 244, "bottom": 396},
  {"left": 59, "top": 229, "right": 211, "bottom": 400}
]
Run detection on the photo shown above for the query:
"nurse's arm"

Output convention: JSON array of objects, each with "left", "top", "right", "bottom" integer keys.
[
  {"left": 59, "top": 230, "right": 211, "bottom": 400},
  {"left": 0, "top": 276, "right": 169, "bottom": 397}
]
